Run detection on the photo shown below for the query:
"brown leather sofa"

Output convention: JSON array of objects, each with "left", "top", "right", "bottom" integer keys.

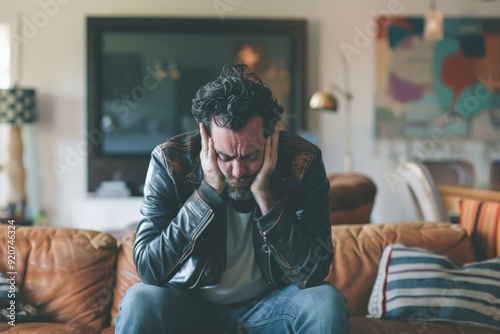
[{"left": 0, "top": 222, "right": 497, "bottom": 333}]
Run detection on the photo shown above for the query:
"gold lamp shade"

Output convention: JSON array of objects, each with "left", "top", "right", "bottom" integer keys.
[
  {"left": 309, "top": 51, "right": 354, "bottom": 172},
  {"left": 309, "top": 90, "right": 338, "bottom": 111},
  {"left": 309, "top": 82, "right": 353, "bottom": 172}
]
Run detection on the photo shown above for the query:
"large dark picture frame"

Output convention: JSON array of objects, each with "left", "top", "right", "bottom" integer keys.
[{"left": 87, "top": 17, "right": 307, "bottom": 195}]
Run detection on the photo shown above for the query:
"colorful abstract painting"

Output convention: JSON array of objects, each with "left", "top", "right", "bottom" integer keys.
[{"left": 375, "top": 17, "right": 500, "bottom": 140}]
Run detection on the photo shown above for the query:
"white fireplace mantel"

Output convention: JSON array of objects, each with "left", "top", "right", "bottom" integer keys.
[{"left": 71, "top": 196, "right": 143, "bottom": 232}]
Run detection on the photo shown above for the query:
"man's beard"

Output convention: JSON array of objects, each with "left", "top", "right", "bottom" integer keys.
[{"left": 225, "top": 176, "right": 254, "bottom": 201}]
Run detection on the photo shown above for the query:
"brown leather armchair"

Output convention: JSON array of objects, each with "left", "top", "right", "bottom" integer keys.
[
  {"left": 328, "top": 173, "right": 377, "bottom": 225},
  {"left": 422, "top": 160, "right": 475, "bottom": 187}
]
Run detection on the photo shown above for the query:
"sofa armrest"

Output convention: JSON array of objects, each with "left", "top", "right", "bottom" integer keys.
[
  {"left": 111, "top": 231, "right": 140, "bottom": 325},
  {"left": 0, "top": 226, "right": 117, "bottom": 331}
]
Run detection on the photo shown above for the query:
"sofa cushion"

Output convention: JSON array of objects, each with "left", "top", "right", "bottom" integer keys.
[
  {"left": 459, "top": 199, "right": 500, "bottom": 260},
  {"left": 367, "top": 243, "right": 500, "bottom": 330},
  {"left": 0, "top": 226, "right": 117, "bottom": 331},
  {"left": 326, "top": 222, "right": 475, "bottom": 316}
]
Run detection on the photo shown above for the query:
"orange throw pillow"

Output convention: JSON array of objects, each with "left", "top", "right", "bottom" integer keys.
[{"left": 459, "top": 199, "right": 500, "bottom": 260}]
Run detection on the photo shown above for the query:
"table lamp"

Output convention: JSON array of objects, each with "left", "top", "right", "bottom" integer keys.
[
  {"left": 309, "top": 53, "right": 354, "bottom": 172},
  {"left": 0, "top": 87, "right": 36, "bottom": 219}
]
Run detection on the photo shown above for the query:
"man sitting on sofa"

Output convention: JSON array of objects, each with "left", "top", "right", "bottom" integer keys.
[{"left": 115, "top": 63, "right": 349, "bottom": 334}]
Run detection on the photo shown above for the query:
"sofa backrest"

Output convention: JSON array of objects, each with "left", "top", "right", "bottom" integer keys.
[
  {"left": 110, "top": 222, "right": 476, "bottom": 322},
  {"left": 326, "top": 221, "right": 476, "bottom": 316},
  {"left": 0, "top": 226, "right": 117, "bottom": 331}
]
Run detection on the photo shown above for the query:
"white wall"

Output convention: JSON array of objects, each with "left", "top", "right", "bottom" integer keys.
[{"left": 2, "top": 0, "right": 500, "bottom": 226}]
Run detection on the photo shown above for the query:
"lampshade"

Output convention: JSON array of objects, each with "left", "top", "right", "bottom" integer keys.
[
  {"left": 0, "top": 87, "right": 37, "bottom": 220},
  {"left": 309, "top": 52, "right": 354, "bottom": 172},
  {"left": 309, "top": 90, "right": 338, "bottom": 111},
  {"left": 309, "top": 82, "right": 354, "bottom": 172},
  {"left": 0, "top": 88, "right": 37, "bottom": 125}
]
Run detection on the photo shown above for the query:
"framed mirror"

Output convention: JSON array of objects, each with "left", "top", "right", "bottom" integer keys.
[{"left": 87, "top": 17, "right": 307, "bottom": 195}]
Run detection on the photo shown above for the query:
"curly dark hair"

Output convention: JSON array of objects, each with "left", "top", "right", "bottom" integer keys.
[{"left": 191, "top": 63, "right": 284, "bottom": 135}]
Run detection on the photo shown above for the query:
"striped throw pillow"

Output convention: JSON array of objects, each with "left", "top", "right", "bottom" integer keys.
[
  {"left": 459, "top": 199, "right": 500, "bottom": 260},
  {"left": 367, "top": 243, "right": 500, "bottom": 330}
]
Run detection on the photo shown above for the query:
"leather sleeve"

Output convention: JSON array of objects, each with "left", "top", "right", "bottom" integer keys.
[
  {"left": 133, "top": 147, "right": 224, "bottom": 286},
  {"left": 254, "top": 149, "right": 333, "bottom": 289}
]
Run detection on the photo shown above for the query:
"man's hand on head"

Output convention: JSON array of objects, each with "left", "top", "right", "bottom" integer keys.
[
  {"left": 251, "top": 122, "right": 280, "bottom": 214},
  {"left": 200, "top": 123, "right": 225, "bottom": 194}
]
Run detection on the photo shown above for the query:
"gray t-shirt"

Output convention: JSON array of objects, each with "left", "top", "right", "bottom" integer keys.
[{"left": 202, "top": 201, "right": 270, "bottom": 304}]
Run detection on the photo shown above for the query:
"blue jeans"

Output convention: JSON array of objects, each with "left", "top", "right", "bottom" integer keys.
[{"left": 115, "top": 282, "right": 349, "bottom": 334}]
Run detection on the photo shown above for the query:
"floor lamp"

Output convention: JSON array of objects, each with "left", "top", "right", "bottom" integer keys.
[
  {"left": 309, "top": 52, "right": 354, "bottom": 172},
  {"left": 0, "top": 87, "right": 37, "bottom": 219}
]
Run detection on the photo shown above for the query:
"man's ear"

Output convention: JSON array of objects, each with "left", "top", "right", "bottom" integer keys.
[
  {"left": 205, "top": 121, "right": 212, "bottom": 136},
  {"left": 262, "top": 127, "right": 274, "bottom": 138},
  {"left": 263, "top": 119, "right": 280, "bottom": 138}
]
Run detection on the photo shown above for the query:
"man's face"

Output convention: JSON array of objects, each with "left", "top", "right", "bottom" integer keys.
[{"left": 210, "top": 116, "right": 266, "bottom": 201}]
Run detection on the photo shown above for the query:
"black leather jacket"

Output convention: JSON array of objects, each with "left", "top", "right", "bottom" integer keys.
[{"left": 133, "top": 130, "right": 333, "bottom": 291}]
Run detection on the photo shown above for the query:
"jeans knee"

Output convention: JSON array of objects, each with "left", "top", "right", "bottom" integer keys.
[
  {"left": 117, "top": 283, "right": 221, "bottom": 334},
  {"left": 120, "top": 283, "right": 168, "bottom": 315},
  {"left": 290, "top": 283, "right": 349, "bottom": 333},
  {"left": 305, "top": 284, "right": 349, "bottom": 319},
  {"left": 324, "top": 284, "right": 347, "bottom": 306},
  {"left": 115, "top": 284, "right": 162, "bottom": 333}
]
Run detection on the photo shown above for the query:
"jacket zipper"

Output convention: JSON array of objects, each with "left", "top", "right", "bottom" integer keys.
[
  {"left": 259, "top": 230, "right": 294, "bottom": 285},
  {"left": 268, "top": 242, "right": 293, "bottom": 270},
  {"left": 261, "top": 243, "right": 277, "bottom": 286},
  {"left": 160, "top": 210, "right": 215, "bottom": 285}
]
